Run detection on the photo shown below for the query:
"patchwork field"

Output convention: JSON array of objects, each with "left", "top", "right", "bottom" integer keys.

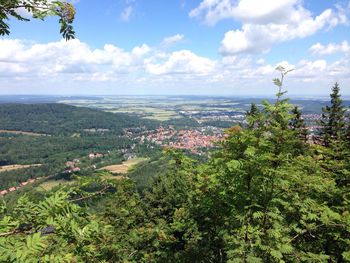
[
  {"left": 0, "top": 164, "right": 42, "bottom": 173},
  {"left": 99, "top": 158, "right": 148, "bottom": 174},
  {"left": 106, "top": 107, "right": 181, "bottom": 121}
]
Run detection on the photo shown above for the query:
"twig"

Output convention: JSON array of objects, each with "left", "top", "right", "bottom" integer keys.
[
  {"left": 128, "top": 250, "right": 137, "bottom": 258},
  {"left": 0, "top": 229, "right": 20, "bottom": 237},
  {"left": 70, "top": 185, "right": 111, "bottom": 202}
]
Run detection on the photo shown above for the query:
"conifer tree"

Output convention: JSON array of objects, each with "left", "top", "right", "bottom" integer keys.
[
  {"left": 290, "top": 106, "right": 308, "bottom": 142},
  {"left": 246, "top": 103, "right": 259, "bottom": 117},
  {"left": 246, "top": 103, "right": 260, "bottom": 129},
  {"left": 319, "top": 82, "right": 346, "bottom": 146}
]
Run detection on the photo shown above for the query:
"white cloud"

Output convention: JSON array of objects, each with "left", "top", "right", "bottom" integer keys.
[
  {"left": 190, "top": 0, "right": 349, "bottom": 55},
  {"left": 189, "top": 0, "right": 299, "bottom": 26},
  {"left": 220, "top": 7, "right": 347, "bottom": 55},
  {"left": 120, "top": 6, "right": 133, "bottom": 21},
  {"left": 161, "top": 34, "right": 185, "bottom": 47},
  {"left": 132, "top": 44, "right": 151, "bottom": 57},
  {"left": 145, "top": 50, "right": 215, "bottom": 75},
  {"left": 0, "top": 38, "right": 349, "bottom": 95},
  {"left": 310, "top": 41, "right": 350, "bottom": 56},
  {"left": 0, "top": 39, "right": 216, "bottom": 80}
]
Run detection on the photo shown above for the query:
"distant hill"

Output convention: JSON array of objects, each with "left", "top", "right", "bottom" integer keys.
[{"left": 0, "top": 103, "right": 158, "bottom": 136}]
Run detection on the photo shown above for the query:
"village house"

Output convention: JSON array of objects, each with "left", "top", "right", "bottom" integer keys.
[
  {"left": 89, "top": 153, "right": 104, "bottom": 159},
  {"left": 20, "top": 181, "right": 29, "bottom": 186},
  {"left": 0, "top": 190, "right": 8, "bottom": 196},
  {"left": 72, "top": 167, "right": 81, "bottom": 172},
  {"left": 66, "top": 161, "right": 75, "bottom": 168}
]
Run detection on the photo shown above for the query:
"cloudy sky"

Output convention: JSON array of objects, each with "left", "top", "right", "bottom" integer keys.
[{"left": 1, "top": 0, "right": 350, "bottom": 96}]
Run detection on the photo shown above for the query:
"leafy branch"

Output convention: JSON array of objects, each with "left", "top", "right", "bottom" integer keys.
[{"left": 0, "top": 0, "right": 75, "bottom": 40}]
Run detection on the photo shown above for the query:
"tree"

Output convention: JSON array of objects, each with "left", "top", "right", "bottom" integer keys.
[
  {"left": 246, "top": 103, "right": 260, "bottom": 129},
  {"left": 346, "top": 111, "right": 350, "bottom": 146},
  {"left": 290, "top": 106, "right": 307, "bottom": 142},
  {"left": 246, "top": 103, "right": 259, "bottom": 117},
  {"left": 319, "top": 82, "right": 346, "bottom": 146},
  {"left": 317, "top": 84, "right": 350, "bottom": 190},
  {"left": 0, "top": 0, "right": 75, "bottom": 40}
]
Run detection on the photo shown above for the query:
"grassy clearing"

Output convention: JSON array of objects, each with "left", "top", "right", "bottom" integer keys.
[
  {"left": 36, "top": 179, "right": 74, "bottom": 191},
  {"left": 0, "top": 164, "right": 42, "bottom": 173},
  {"left": 0, "top": 130, "right": 49, "bottom": 136},
  {"left": 99, "top": 158, "right": 149, "bottom": 174}
]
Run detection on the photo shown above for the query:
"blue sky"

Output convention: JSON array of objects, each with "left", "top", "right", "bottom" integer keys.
[{"left": 1, "top": 0, "right": 350, "bottom": 96}]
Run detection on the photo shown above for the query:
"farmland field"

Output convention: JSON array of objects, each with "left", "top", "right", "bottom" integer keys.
[
  {"left": 106, "top": 107, "right": 181, "bottom": 121},
  {"left": 99, "top": 158, "right": 149, "bottom": 174},
  {"left": 0, "top": 164, "right": 42, "bottom": 173}
]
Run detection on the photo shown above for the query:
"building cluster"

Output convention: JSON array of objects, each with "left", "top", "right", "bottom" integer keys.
[
  {"left": 88, "top": 153, "right": 104, "bottom": 159},
  {"left": 0, "top": 177, "right": 43, "bottom": 196},
  {"left": 138, "top": 126, "right": 224, "bottom": 153},
  {"left": 64, "top": 158, "right": 81, "bottom": 173},
  {"left": 168, "top": 130, "right": 222, "bottom": 152}
]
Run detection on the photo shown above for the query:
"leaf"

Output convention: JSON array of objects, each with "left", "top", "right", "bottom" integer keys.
[
  {"left": 270, "top": 249, "right": 283, "bottom": 259},
  {"left": 273, "top": 78, "right": 282, "bottom": 87},
  {"left": 244, "top": 146, "right": 256, "bottom": 157},
  {"left": 227, "top": 160, "right": 243, "bottom": 171},
  {"left": 342, "top": 251, "right": 350, "bottom": 261},
  {"left": 26, "top": 233, "right": 46, "bottom": 252},
  {"left": 252, "top": 211, "right": 264, "bottom": 219}
]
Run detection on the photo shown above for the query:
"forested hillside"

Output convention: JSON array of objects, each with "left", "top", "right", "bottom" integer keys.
[
  {"left": 0, "top": 103, "right": 158, "bottom": 136},
  {"left": 0, "top": 104, "right": 161, "bottom": 190},
  {"left": 0, "top": 70, "right": 349, "bottom": 262}
]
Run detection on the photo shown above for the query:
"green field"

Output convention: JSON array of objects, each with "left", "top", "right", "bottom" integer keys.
[
  {"left": 99, "top": 158, "right": 149, "bottom": 174},
  {"left": 36, "top": 179, "right": 74, "bottom": 191}
]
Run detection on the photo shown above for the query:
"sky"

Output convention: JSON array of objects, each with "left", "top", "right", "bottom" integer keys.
[{"left": 0, "top": 0, "right": 350, "bottom": 97}]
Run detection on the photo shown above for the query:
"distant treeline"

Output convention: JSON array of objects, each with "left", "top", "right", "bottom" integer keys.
[{"left": 0, "top": 103, "right": 159, "bottom": 135}]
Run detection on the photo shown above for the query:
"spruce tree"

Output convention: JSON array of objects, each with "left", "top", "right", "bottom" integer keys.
[
  {"left": 246, "top": 103, "right": 260, "bottom": 129},
  {"left": 319, "top": 82, "right": 346, "bottom": 146},
  {"left": 246, "top": 103, "right": 259, "bottom": 117},
  {"left": 290, "top": 106, "right": 308, "bottom": 142}
]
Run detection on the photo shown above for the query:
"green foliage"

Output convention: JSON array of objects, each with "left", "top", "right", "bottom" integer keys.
[
  {"left": 246, "top": 103, "right": 261, "bottom": 129},
  {"left": 128, "top": 154, "right": 171, "bottom": 190},
  {"left": 0, "top": 103, "right": 158, "bottom": 136},
  {"left": 0, "top": 0, "right": 75, "bottom": 40},
  {"left": 290, "top": 106, "right": 308, "bottom": 141},
  {"left": 0, "top": 72, "right": 349, "bottom": 262},
  {"left": 319, "top": 82, "right": 347, "bottom": 146},
  {"left": 0, "top": 103, "right": 161, "bottom": 190},
  {"left": 0, "top": 176, "right": 120, "bottom": 262}
]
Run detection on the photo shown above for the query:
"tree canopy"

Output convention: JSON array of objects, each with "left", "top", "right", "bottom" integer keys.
[{"left": 0, "top": 0, "right": 75, "bottom": 40}]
